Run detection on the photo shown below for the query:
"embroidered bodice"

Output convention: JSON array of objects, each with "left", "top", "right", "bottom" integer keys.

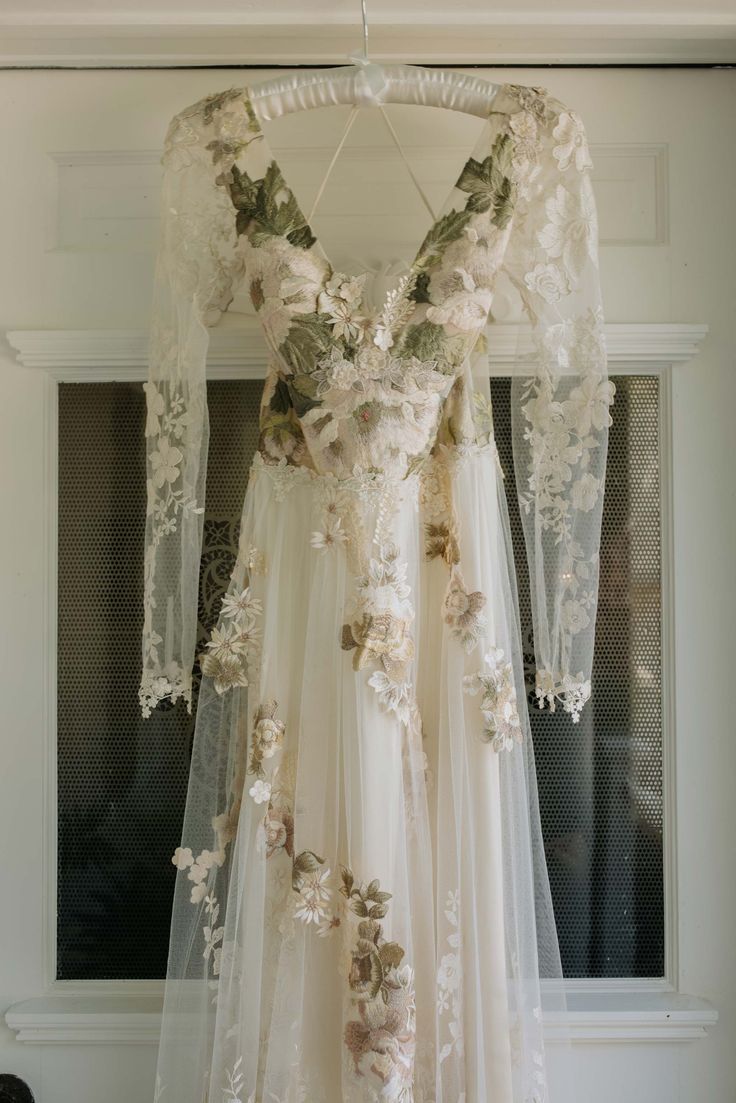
[
  {"left": 217, "top": 90, "right": 515, "bottom": 481},
  {"left": 140, "top": 80, "right": 613, "bottom": 723}
]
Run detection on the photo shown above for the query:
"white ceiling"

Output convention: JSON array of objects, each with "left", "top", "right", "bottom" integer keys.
[{"left": 0, "top": 0, "right": 734, "bottom": 65}]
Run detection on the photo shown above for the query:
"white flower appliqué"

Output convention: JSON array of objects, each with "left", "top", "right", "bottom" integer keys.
[{"left": 463, "top": 648, "right": 523, "bottom": 752}]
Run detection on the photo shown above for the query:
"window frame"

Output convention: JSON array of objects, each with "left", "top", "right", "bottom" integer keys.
[{"left": 5, "top": 320, "right": 717, "bottom": 1044}]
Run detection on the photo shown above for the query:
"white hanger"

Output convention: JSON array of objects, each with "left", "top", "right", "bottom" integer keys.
[{"left": 246, "top": 0, "right": 501, "bottom": 122}]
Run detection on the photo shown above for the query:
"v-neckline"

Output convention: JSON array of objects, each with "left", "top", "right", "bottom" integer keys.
[{"left": 236, "top": 82, "right": 510, "bottom": 293}]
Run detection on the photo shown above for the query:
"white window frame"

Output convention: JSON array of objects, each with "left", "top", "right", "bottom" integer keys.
[{"left": 4, "top": 321, "right": 718, "bottom": 1045}]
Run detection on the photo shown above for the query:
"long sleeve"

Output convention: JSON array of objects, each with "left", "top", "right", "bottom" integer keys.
[
  {"left": 139, "top": 96, "right": 248, "bottom": 717},
  {"left": 502, "top": 93, "right": 614, "bottom": 722}
]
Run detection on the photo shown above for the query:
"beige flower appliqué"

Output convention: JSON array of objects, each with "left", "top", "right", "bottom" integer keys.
[{"left": 443, "top": 568, "right": 487, "bottom": 653}]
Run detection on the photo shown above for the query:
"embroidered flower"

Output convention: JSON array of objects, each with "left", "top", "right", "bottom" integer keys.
[
  {"left": 366, "top": 670, "right": 414, "bottom": 726},
  {"left": 426, "top": 267, "right": 493, "bottom": 332},
  {"left": 311, "top": 514, "right": 347, "bottom": 552},
  {"left": 561, "top": 599, "right": 591, "bottom": 635},
  {"left": 523, "top": 262, "right": 569, "bottom": 304},
  {"left": 248, "top": 700, "right": 286, "bottom": 777},
  {"left": 171, "top": 846, "right": 193, "bottom": 870},
  {"left": 437, "top": 886, "right": 463, "bottom": 1061},
  {"left": 437, "top": 952, "right": 461, "bottom": 994},
  {"left": 537, "top": 181, "right": 597, "bottom": 285},
  {"left": 562, "top": 372, "right": 615, "bottom": 435},
  {"left": 442, "top": 569, "right": 487, "bottom": 652},
  {"left": 249, "top": 778, "right": 272, "bottom": 804},
  {"left": 509, "top": 110, "right": 540, "bottom": 180},
  {"left": 292, "top": 851, "right": 332, "bottom": 925},
  {"left": 463, "top": 648, "right": 522, "bottom": 752},
  {"left": 149, "top": 436, "right": 183, "bottom": 488},
  {"left": 259, "top": 804, "right": 294, "bottom": 856},
  {"left": 245, "top": 545, "right": 267, "bottom": 575},
  {"left": 294, "top": 866, "right": 332, "bottom": 924},
  {"left": 341, "top": 867, "right": 416, "bottom": 1098},
  {"left": 552, "top": 111, "right": 593, "bottom": 174},
  {"left": 200, "top": 651, "right": 250, "bottom": 695},
  {"left": 244, "top": 236, "right": 328, "bottom": 350},
  {"left": 419, "top": 458, "right": 452, "bottom": 521},
  {"left": 510, "top": 84, "right": 554, "bottom": 123},
  {"left": 312, "top": 345, "right": 363, "bottom": 396},
  {"left": 221, "top": 586, "right": 262, "bottom": 625},
  {"left": 199, "top": 604, "right": 262, "bottom": 696},
  {"left": 317, "top": 272, "right": 368, "bottom": 342},
  {"left": 424, "top": 521, "right": 460, "bottom": 566},
  {"left": 190, "top": 882, "right": 207, "bottom": 905},
  {"left": 205, "top": 622, "right": 247, "bottom": 661},
  {"left": 570, "top": 472, "right": 602, "bottom": 512},
  {"left": 318, "top": 911, "right": 343, "bottom": 937}
]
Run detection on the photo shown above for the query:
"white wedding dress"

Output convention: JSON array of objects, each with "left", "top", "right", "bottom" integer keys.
[{"left": 139, "top": 78, "right": 612, "bottom": 1103}]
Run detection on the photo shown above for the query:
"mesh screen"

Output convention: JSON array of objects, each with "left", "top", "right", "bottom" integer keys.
[
  {"left": 57, "top": 375, "right": 663, "bottom": 980},
  {"left": 57, "top": 381, "right": 262, "bottom": 980},
  {"left": 493, "top": 376, "right": 664, "bottom": 979}
]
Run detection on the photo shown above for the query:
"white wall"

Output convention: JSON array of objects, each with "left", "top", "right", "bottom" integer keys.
[{"left": 0, "top": 66, "right": 734, "bottom": 1102}]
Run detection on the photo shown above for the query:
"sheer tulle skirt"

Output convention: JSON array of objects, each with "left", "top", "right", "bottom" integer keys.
[{"left": 154, "top": 444, "right": 561, "bottom": 1103}]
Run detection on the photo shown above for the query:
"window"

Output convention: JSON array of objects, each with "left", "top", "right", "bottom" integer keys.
[{"left": 56, "top": 375, "right": 663, "bottom": 980}]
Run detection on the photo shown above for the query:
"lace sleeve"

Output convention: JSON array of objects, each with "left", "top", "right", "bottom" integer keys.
[
  {"left": 139, "top": 93, "right": 249, "bottom": 717},
  {"left": 502, "top": 92, "right": 614, "bottom": 722}
]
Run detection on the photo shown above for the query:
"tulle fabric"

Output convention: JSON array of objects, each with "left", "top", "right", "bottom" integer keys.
[
  {"left": 155, "top": 361, "right": 562, "bottom": 1103},
  {"left": 141, "top": 74, "right": 623, "bottom": 1102}
]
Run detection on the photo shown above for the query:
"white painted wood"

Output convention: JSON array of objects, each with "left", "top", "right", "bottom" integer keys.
[
  {"left": 44, "top": 141, "right": 665, "bottom": 255},
  {"left": 0, "top": 65, "right": 734, "bottom": 1103},
  {"left": 4, "top": 323, "right": 710, "bottom": 378},
  {"left": 0, "top": 2, "right": 734, "bottom": 65},
  {"left": 5, "top": 991, "right": 717, "bottom": 1046}
]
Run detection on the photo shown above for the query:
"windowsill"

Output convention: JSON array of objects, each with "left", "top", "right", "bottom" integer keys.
[{"left": 5, "top": 988, "right": 718, "bottom": 1046}]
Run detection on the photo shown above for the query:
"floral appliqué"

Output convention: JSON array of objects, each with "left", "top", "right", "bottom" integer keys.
[
  {"left": 200, "top": 585, "right": 263, "bottom": 694},
  {"left": 341, "top": 868, "right": 416, "bottom": 1101},
  {"left": 341, "top": 542, "right": 416, "bottom": 725},
  {"left": 442, "top": 568, "right": 487, "bottom": 652},
  {"left": 437, "top": 889, "right": 463, "bottom": 1064},
  {"left": 463, "top": 647, "right": 523, "bottom": 752}
]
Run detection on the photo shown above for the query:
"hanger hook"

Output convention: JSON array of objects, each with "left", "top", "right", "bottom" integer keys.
[{"left": 350, "top": 0, "right": 390, "bottom": 105}]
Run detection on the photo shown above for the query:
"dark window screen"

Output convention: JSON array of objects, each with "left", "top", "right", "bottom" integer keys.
[{"left": 56, "top": 375, "right": 663, "bottom": 980}]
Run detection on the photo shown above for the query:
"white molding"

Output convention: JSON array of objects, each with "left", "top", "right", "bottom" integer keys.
[
  {"left": 41, "top": 373, "right": 59, "bottom": 991},
  {"left": 5, "top": 323, "right": 709, "bottom": 381},
  {"left": 659, "top": 367, "right": 680, "bottom": 990},
  {"left": 0, "top": 16, "right": 733, "bottom": 65},
  {"left": 5, "top": 990, "right": 717, "bottom": 1046}
]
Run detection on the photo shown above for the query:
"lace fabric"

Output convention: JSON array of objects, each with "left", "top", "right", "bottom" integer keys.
[
  {"left": 139, "top": 97, "right": 250, "bottom": 716},
  {"left": 140, "top": 80, "right": 611, "bottom": 723},
  {"left": 139, "top": 76, "right": 611, "bottom": 1102}
]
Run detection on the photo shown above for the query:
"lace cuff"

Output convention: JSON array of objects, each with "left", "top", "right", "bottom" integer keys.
[
  {"left": 534, "top": 669, "right": 591, "bottom": 724},
  {"left": 139, "top": 669, "right": 193, "bottom": 719}
]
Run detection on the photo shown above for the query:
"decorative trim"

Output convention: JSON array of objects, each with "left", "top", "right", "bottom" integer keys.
[
  {"left": 0, "top": 18, "right": 733, "bottom": 66},
  {"left": 5, "top": 990, "right": 717, "bottom": 1046},
  {"left": 5, "top": 323, "right": 709, "bottom": 380}
]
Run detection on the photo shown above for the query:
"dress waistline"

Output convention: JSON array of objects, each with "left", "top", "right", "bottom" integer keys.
[{"left": 249, "top": 440, "right": 500, "bottom": 503}]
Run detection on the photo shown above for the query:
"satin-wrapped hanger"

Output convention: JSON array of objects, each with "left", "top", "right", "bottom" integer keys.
[{"left": 246, "top": 0, "right": 501, "bottom": 122}]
